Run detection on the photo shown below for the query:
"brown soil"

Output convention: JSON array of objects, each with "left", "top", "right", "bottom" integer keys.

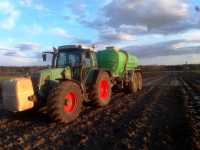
[{"left": 0, "top": 72, "right": 199, "bottom": 150}]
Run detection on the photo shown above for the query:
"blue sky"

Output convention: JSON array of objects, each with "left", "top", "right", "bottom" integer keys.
[{"left": 0, "top": 0, "right": 200, "bottom": 66}]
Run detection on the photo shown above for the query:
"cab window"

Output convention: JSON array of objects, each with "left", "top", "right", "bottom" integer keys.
[
  {"left": 83, "top": 52, "right": 92, "bottom": 67},
  {"left": 57, "top": 51, "right": 81, "bottom": 67}
]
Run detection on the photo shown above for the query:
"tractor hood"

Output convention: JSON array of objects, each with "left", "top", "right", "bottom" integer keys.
[{"left": 31, "top": 67, "right": 72, "bottom": 97}]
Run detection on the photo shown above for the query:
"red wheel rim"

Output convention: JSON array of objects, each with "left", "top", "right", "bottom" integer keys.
[
  {"left": 64, "top": 92, "right": 77, "bottom": 112},
  {"left": 99, "top": 80, "right": 109, "bottom": 101}
]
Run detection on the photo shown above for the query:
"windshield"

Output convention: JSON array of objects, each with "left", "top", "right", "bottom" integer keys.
[{"left": 57, "top": 51, "right": 81, "bottom": 67}]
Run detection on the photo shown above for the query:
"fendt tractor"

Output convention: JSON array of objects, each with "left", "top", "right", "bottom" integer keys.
[{"left": 2, "top": 45, "right": 142, "bottom": 123}]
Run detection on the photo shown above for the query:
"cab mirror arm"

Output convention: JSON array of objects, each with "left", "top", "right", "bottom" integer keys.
[{"left": 42, "top": 53, "right": 47, "bottom": 61}]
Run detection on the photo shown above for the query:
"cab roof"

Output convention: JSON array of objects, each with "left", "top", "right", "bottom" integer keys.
[{"left": 58, "top": 45, "right": 95, "bottom": 51}]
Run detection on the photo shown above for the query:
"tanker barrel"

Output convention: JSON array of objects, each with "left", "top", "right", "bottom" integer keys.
[{"left": 97, "top": 47, "right": 139, "bottom": 77}]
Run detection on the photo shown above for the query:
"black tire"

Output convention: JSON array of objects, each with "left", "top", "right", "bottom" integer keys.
[
  {"left": 47, "top": 81, "right": 83, "bottom": 123},
  {"left": 137, "top": 72, "right": 143, "bottom": 90},
  {"left": 90, "top": 71, "right": 112, "bottom": 107},
  {"left": 130, "top": 71, "right": 138, "bottom": 93}
]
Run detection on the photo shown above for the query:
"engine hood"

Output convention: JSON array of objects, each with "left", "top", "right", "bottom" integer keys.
[{"left": 31, "top": 67, "right": 72, "bottom": 97}]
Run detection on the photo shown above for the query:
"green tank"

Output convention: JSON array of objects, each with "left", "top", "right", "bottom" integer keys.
[{"left": 97, "top": 47, "right": 139, "bottom": 77}]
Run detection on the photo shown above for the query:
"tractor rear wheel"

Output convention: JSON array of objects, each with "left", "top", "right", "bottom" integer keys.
[
  {"left": 47, "top": 81, "right": 83, "bottom": 123},
  {"left": 90, "top": 71, "right": 111, "bottom": 107},
  {"left": 137, "top": 72, "right": 143, "bottom": 90},
  {"left": 130, "top": 72, "right": 138, "bottom": 93}
]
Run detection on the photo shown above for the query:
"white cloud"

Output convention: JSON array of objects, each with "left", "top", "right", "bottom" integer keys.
[
  {"left": 24, "top": 24, "right": 43, "bottom": 35},
  {"left": 97, "top": 27, "right": 135, "bottom": 43},
  {"left": 101, "top": 32, "right": 135, "bottom": 42},
  {"left": 0, "top": 42, "right": 16, "bottom": 52},
  {"left": 171, "top": 42, "right": 188, "bottom": 49},
  {"left": 172, "top": 42, "right": 200, "bottom": 50},
  {"left": 0, "top": 1, "right": 20, "bottom": 30},
  {"left": 118, "top": 25, "right": 148, "bottom": 34},
  {"left": 0, "top": 54, "right": 42, "bottom": 66},
  {"left": 34, "top": 3, "right": 46, "bottom": 11},
  {"left": 116, "top": 33, "right": 134, "bottom": 41},
  {"left": 86, "top": 0, "right": 199, "bottom": 36},
  {"left": 20, "top": 0, "right": 32, "bottom": 6},
  {"left": 70, "top": 3, "right": 86, "bottom": 13},
  {"left": 182, "top": 30, "right": 200, "bottom": 42},
  {"left": 15, "top": 43, "right": 41, "bottom": 51},
  {"left": 125, "top": 39, "right": 200, "bottom": 58},
  {"left": 50, "top": 27, "right": 72, "bottom": 39},
  {"left": 68, "top": 2, "right": 87, "bottom": 16},
  {"left": 104, "top": 0, "right": 189, "bottom": 30},
  {"left": 50, "top": 27, "right": 90, "bottom": 44},
  {"left": 20, "top": 0, "right": 46, "bottom": 11},
  {"left": 0, "top": 42, "right": 43, "bottom": 66},
  {"left": 83, "top": 0, "right": 199, "bottom": 45},
  {"left": 140, "top": 54, "right": 200, "bottom": 65}
]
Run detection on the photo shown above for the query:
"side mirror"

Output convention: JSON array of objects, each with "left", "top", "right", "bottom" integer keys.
[
  {"left": 42, "top": 53, "right": 47, "bottom": 61},
  {"left": 53, "top": 47, "right": 58, "bottom": 53}
]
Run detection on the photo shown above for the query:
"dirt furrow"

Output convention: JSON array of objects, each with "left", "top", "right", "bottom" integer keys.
[
  {"left": 144, "top": 76, "right": 193, "bottom": 150},
  {"left": 180, "top": 75, "right": 200, "bottom": 150},
  {"left": 0, "top": 73, "right": 197, "bottom": 150},
  {"left": 72, "top": 76, "right": 167, "bottom": 150},
  {"left": 0, "top": 75, "right": 166, "bottom": 149},
  {"left": 94, "top": 73, "right": 193, "bottom": 150}
]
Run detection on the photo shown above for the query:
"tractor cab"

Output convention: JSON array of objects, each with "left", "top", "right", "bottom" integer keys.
[
  {"left": 43, "top": 45, "right": 97, "bottom": 81},
  {"left": 56, "top": 45, "right": 97, "bottom": 68}
]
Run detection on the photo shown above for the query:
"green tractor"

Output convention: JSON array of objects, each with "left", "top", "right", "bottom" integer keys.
[{"left": 2, "top": 45, "right": 142, "bottom": 123}]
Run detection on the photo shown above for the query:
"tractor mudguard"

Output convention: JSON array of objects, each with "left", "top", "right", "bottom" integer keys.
[
  {"left": 57, "top": 78, "right": 85, "bottom": 98},
  {"left": 85, "top": 69, "right": 112, "bottom": 87},
  {"left": 85, "top": 69, "right": 99, "bottom": 86}
]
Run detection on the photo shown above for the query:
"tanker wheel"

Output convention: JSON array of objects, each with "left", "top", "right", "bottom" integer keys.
[
  {"left": 47, "top": 81, "right": 83, "bottom": 123},
  {"left": 130, "top": 72, "right": 138, "bottom": 93},
  {"left": 91, "top": 71, "right": 112, "bottom": 107},
  {"left": 137, "top": 72, "right": 143, "bottom": 90}
]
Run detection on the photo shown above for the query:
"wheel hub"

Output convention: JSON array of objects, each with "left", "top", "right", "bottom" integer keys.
[
  {"left": 64, "top": 92, "right": 77, "bottom": 112},
  {"left": 99, "top": 80, "right": 109, "bottom": 101}
]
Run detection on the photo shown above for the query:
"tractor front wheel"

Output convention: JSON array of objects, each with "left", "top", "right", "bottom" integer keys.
[{"left": 47, "top": 81, "right": 83, "bottom": 123}]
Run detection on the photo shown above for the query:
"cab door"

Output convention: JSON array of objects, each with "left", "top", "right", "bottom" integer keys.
[{"left": 81, "top": 51, "right": 95, "bottom": 81}]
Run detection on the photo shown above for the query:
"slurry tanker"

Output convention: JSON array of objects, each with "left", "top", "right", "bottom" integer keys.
[{"left": 2, "top": 45, "right": 142, "bottom": 123}]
